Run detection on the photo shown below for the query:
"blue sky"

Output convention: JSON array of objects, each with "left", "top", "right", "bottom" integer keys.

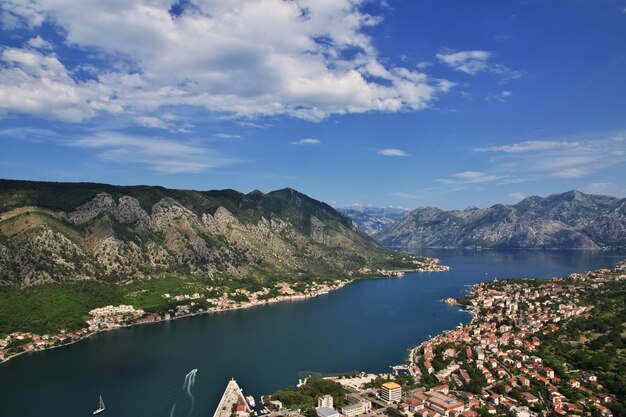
[{"left": 1, "top": 0, "right": 625, "bottom": 210}]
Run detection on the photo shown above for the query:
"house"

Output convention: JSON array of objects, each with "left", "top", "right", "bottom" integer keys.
[
  {"left": 520, "top": 392, "right": 539, "bottom": 405},
  {"left": 568, "top": 379, "right": 580, "bottom": 388},
  {"left": 423, "top": 391, "right": 464, "bottom": 417}
]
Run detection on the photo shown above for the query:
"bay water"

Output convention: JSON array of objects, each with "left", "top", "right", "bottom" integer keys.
[{"left": 0, "top": 250, "right": 622, "bottom": 417}]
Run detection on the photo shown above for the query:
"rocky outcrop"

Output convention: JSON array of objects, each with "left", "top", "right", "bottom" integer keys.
[
  {"left": 0, "top": 180, "right": 391, "bottom": 287},
  {"left": 68, "top": 193, "right": 148, "bottom": 225},
  {"left": 376, "top": 190, "right": 626, "bottom": 249}
]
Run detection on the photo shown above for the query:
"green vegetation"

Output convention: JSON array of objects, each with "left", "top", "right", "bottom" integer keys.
[
  {"left": 270, "top": 378, "right": 346, "bottom": 411},
  {"left": 0, "top": 274, "right": 212, "bottom": 336},
  {"left": 537, "top": 280, "right": 626, "bottom": 416},
  {"left": 385, "top": 407, "right": 404, "bottom": 417}
]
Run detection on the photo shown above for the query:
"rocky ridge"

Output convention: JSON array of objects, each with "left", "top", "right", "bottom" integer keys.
[
  {"left": 0, "top": 180, "right": 410, "bottom": 287},
  {"left": 376, "top": 190, "right": 626, "bottom": 249}
]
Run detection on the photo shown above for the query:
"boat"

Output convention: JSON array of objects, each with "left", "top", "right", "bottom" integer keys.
[
  {"left": 246, "top": 395, "right": 256, "bottom": 408},
  {"left": 93, "top": 395, "right": 105, "bottom": 415}
]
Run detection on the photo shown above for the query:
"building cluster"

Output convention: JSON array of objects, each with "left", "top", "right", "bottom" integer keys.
[
  {"left": 261, "top": 262, "right": 625, "bottom": 417},
  {"left": 406, "top": 268, "right": 625, "bottom": 417},
  {"left": 87, "top": 304, "right": 145, "bottom": 331},
  {"left": 0, "top": 328, "right": 90, "bottom": 361}
]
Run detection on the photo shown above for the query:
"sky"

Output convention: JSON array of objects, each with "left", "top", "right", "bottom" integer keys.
[{"left": 1, "top": 0, "right": 625, "bottom": 210}]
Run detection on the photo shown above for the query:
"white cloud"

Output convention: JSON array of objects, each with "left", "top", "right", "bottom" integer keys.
[
  {"left": 27, "top": 36, "right": 52, "bottom": 50},
  {"left": 485, "top": 90, "right": 512, "bottom": 102},
  {"left": 0, "top": 0, "right": 452, "bottom": 125},
  {"left": 214, "top": 133, "right": 241, "bottom": 139},
  {"left": 378, "top": 148, "right": 409, "bottom": 157},
  {"left": 436, "top": 50, "right": 492, "bottom": 75},
  {"left": 476, "top": 140, "right": 576, "bottom": 153},
  {"left": 473, "top": 134, "right": 626, "bottom": 180},
  {"left": 509, "top": 192, "right": 526, "bottom": 202},
  {"left": 134, "top": 116, "right": 171, "bottom": 130},
  {"left": 437, "top": 171, "right": 511, "bottom": 184},
  {"left": 70, "top": 132, "right": 238, "bottom": 174},
  {"left": 0, "top": 47, "right": 111, "bottom": 122},
  {"left": 436, "top": 49, "right": 520, "bottom": 79},
  {"left": 291, "top": 138, "right": 321, "bottom": 145}
]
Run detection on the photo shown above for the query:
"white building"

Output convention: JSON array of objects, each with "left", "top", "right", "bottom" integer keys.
[
  {"left": 342, "top": 401, "right": 372, "bottom": 417},
  {"left": 381, "top": 382, "right": 402, "bottom": 404},
  {"left": 318, "top": 395, "right": 333, "bottom": 409}
]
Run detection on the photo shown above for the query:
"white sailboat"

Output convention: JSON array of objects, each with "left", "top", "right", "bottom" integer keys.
[{"left": 93, "top": 395, "right": 105, "bottom": 415}]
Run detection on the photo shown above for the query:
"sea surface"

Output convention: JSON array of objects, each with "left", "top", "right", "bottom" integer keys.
[{"left": 0, "top": 250, "right": 623, "bottom": 417}]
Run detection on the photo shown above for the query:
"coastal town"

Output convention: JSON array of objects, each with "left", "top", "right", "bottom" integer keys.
[
  {"left": 253, "top": 259, "right": 626, "bottom": 417},
  {"left": 0, "top": 256, "right": 448, "bottom": 363}
]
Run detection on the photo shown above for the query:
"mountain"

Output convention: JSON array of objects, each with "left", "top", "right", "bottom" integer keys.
[
  {"left": 0, "top": 179, "right": 414, "bottom": 288},
  {"left": 376, "top": 190, "right": 626, "bottom": 249},
  {"left": 337, "top": 206, "right": 409, "bottom": 236}
]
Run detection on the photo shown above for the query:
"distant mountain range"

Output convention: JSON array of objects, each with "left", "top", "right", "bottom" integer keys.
[
  {"left": 334, "top": 191, "right": 626, "bottom": 250},
  {"left": 0, "top": 180, "right": 413, "bottom": 287},
  {"left": 373, "top": 190, "right": 626, "bottom": 249},
  {"left": 336, "top": 206, "right": 409, "bottom": 236}
]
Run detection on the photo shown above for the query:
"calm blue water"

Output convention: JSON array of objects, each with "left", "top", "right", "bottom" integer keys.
[{"left": 0, "top": 250, "right": 622, "bottom": 417}]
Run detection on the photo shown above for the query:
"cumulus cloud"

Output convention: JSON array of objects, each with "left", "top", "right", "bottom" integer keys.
[
  {"left": 0, "top": 47, "right": 115, "bottom": 122},
  {"left": 27, "top": 35, "right": 52, "bottom": 50},
  {"left": 291, "top": 138, "right": 321, "bottom": 145},
  {"left": 378, "top": 148, "right": 409, "bottom": 157},
  {"left": 0, "top": 0, "right": 452, "bottom": 126}
]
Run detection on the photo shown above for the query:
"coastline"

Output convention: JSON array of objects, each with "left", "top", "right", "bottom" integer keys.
[
  {"left": 0, "top": 260, "right": 449, "bottom": 364},
  {"left": 267, "top": 258, "right": 625, "bottom": 417}
]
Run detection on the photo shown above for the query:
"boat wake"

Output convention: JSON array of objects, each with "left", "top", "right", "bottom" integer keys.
[
  {"left": 183, "top": 369, "right": 198, "bottom": 413},
  {"left": 169, "top": 369, "right": 198, "bottom": 417}
]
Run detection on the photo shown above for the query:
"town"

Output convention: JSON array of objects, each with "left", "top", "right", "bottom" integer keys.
[{"left": 252, "top": 260, "right": 626, "bottom": 417}]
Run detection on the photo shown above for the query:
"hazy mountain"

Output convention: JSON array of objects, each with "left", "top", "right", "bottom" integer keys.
[
  {"left": 337, "top": 206, "right": 409, "bottom": 236},
  {"left": 376, "top": 190, "right": 626, "bottom": 249},
  {"left": 0, "top": 180, "right": 413, "bottom": 287}
]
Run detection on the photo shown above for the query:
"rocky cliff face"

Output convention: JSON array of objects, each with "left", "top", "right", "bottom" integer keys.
[
  {"left": 0, "top": 180, "right": 398, "bottom": 287},
  {"left": 376, "top": 190, "right": 626, "bottom": 249}
]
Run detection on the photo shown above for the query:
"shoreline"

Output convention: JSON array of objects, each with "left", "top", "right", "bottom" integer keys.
[
  {"left": 0, "top": 261, "right": 449, "bottom": 365},
  {"left": 271, "top": 258, "right": 625, "bottom": 417}
]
